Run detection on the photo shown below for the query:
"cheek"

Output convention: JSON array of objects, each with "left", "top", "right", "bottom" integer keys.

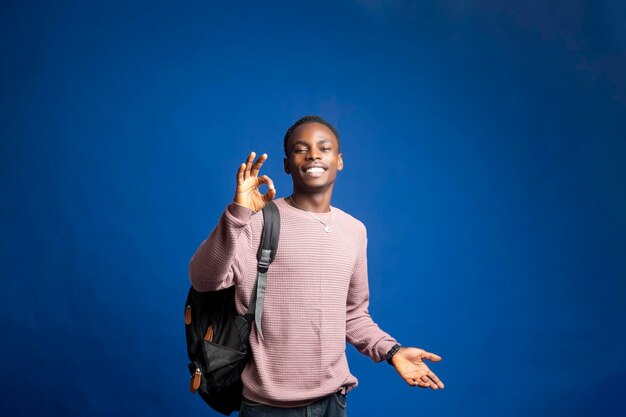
[{"left": 284, "top": 158, "right": 296, "bottom": 172}]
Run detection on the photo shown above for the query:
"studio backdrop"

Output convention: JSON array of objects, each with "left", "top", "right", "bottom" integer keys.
[{"left": 1, "top": 1, "right": 625, "bottom": 416}]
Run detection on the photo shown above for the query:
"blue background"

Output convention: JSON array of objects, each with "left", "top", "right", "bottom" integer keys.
[{"left": 2, "top": 1, "right": 625, "bottom": 416}]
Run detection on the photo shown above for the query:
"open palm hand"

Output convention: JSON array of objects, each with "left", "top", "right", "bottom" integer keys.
[{"left": 391, "top": 347, "right": 445, "bottom": 389}]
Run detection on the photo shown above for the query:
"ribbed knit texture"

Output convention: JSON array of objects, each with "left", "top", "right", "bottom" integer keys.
[{"left": 189, "top": 197, "right": 397, "bottom": 407}]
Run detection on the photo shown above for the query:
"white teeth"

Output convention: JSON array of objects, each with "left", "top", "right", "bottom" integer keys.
[{"left": 306, "top": 167, "right": 325, "bottom": 174}]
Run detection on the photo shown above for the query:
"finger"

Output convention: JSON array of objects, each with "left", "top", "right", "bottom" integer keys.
[
  {"left": 421, "top": 375, "right": 438, "bottom": 390},
  {"left": 236, "top": 163, "right": 245, "bottom": 185},
  {"left": 258, "top": 175, "right": 276, "bottom": 202},
  {"left": 244, "top": 152, "right": 256, "bottom": 180},
  {"left": 412, "top": 378, "right": 429, "bottom": 388},
  {"left": 427, "top": 372, "right": 445, "bottom": 389},
  {"left": 408, "top": 378, "right": 420, "bottom": 387},
  {"left": 250, "top": 153, "right": 267, "bottom": 178},
  {"left": 257, "top": 175, "right": 275, "bottom": 189},
  {"left": 422, "top": 350, "right": 442, "bottom": 362},
  {"left": 263, "top": 187, "right": 276, "bottom": 202}
]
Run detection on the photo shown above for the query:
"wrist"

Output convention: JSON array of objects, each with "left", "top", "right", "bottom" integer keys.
[
  {"left": 233, "top": 200, "right": 252, "bottom": 210},
  {"left": 228, "top": 201, "right": 257, "bottom": 219},
  {"left": 386, "top": 343, "right": 402, "bottom": 365}
]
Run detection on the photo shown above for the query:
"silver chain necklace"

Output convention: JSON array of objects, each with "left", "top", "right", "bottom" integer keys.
[{"left": 289, "top": 196, "right": 332, "bottom": 233}]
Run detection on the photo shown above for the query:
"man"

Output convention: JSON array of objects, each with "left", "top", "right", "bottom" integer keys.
[{"left": 189, "top": 116, "right": 444, "bottom": 416}]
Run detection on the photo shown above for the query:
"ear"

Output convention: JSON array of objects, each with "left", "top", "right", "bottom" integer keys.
[
  {"left": 283, "top": 157, "right": 291, "bottom": 174},
  {"left": 337, "top": 153, "right": 344, "bottom": 171}
]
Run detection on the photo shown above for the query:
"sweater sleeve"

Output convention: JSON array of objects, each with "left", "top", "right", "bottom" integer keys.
[
  {"left": 345, "top": 234, "right": 398, "bottom": 362},
  {"left": 189, "top": 202, "right": 257, "bottom": 292}
]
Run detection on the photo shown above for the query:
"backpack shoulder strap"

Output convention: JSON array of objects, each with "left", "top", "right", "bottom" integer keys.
[{"left": 247, "top": 200, "right": 280, "bottom": 340}]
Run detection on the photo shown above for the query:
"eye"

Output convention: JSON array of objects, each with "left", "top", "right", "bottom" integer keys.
[
  {"left": 321, "top": 147, "right": 331, "bottom": 152},
  {"left": 294, "top": 148, "right": 307, "bottom": 154}
]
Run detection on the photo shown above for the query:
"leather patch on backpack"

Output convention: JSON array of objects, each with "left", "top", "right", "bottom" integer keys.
[
  {"left": 204, "top": 325, "right": 214, "bottom": 342},
  {"left": 184, "top": 305, "right": 192, "bottom": 325}
]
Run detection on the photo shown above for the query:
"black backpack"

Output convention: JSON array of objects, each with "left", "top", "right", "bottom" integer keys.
[{"left": 184, "top": 201, "right": 280, "bottom": 415}]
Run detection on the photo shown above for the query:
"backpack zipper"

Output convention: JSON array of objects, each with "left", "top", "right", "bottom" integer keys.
[{"left": 190, "top": 367, "right": 201, "bottom": 393}]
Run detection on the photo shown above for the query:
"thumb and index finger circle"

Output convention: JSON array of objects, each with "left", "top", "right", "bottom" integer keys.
[
  {"left": 258, "top": 175, "right": 276, "bottom": 202},
  {"left": 257, "top": 174, "right": 275, "bottom": 189}
]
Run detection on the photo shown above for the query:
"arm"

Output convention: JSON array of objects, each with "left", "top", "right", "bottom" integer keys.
[
  {"left": 189, "top": 202, "right": 255, "bottom": 291},
  {"left": 189, "top": 152, "right": 276, "bottom": 291},
  {"left": 345, "top": 234, "right": 398, "bottom": 362},
  {"left": 345, "top": 234, "right": 445, "bottom": 390}
]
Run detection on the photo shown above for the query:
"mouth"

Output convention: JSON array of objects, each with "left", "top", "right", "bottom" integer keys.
[{"left": 303, "top": 166, "right": 327, "bottom": 177}]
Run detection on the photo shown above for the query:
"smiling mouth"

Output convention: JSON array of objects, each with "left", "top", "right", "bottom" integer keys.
[{"left": 305, "top": 167, "right": 326, "bottom": 175}]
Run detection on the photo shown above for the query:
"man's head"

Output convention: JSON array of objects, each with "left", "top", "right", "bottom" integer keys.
[
  {"left": 283, "top": 115, "right": 340, "bottom": 156},
  {"left": 283, "top": 115, "right": 344, "bottom": 193}
]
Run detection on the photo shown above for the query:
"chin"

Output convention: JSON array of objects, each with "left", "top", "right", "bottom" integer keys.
[{"left": 300, "top": 181, "right": 334, "bottom": 192}]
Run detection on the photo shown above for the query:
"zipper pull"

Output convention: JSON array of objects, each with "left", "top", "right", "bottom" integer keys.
[{"left": 190, "top": 368, "right": 201, "bottom": 393}]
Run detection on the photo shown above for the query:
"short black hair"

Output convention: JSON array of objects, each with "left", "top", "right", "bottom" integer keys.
[{"left": 283, "top": 115, "right": 340, "bottom": 156}]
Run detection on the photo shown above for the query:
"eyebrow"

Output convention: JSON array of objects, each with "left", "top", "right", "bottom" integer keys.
[{"left": 291, "top": 137, "right": 332, "bottom": 147}]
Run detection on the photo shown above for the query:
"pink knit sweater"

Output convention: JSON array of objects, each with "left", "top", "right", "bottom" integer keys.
[{"left": 189, "top": 197, "right": 397, "bottom": 407}]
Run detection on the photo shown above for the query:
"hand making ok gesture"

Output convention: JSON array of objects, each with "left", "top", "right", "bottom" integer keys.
[{"left": 234, "top": 152, "right": 276, "bottom": 212}]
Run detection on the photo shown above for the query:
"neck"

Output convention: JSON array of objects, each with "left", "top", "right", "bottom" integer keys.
[{"left": 289, "top": 188, "right": 333, "bottom": 213}]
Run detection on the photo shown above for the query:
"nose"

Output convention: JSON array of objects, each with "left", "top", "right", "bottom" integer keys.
[{"left": 306, "top": 147, "right": 321, "bottom": 160}]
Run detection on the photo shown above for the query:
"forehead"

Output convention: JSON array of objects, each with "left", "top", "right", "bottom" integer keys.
[{"left": 287, "top": 122, "right": 338, "bottom": 146}]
